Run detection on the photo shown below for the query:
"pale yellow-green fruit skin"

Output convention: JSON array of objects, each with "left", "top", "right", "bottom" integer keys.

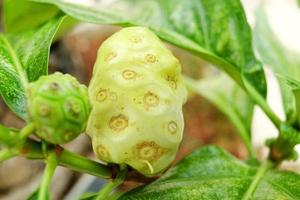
[{"left": 87, "top": 27, "right": 187, "bottom": 176}]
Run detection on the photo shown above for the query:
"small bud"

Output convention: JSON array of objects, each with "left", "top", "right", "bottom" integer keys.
[{"left": 27, "top": 72, "right": 91, "bottom": 144}]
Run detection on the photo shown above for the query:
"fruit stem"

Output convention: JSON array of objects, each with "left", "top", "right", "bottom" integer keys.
[
  {"left": 242, "top": 76, "right": 282, "bottom": 129},
  {"left": 18, "top": 139, "right": 112, "bottom": 179},
  {"left": 0, "top": 148, "right": 15, "bottom": 163},
  {"left": 95, "top": 164, "right": 128, "bottom": 200},
  {"left": 19, "top": 122, "right": 35, "bottom": 139},
  {"left": 38, "top": 152, "right": 58, "bottom": 200}
]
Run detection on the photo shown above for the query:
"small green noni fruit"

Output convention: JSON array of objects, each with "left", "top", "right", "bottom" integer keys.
[
  {"left": 87, "top": 27, "right": 187, "bottom": 176},
  {"left": 27, "top": 72, "right": 90, "bottom": 144}
]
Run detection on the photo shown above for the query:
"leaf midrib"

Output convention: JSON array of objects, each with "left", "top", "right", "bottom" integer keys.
[
  {"left": 242, "top": 161, "right": 273, "bottom": 200},
  {"left": 0, "top": 35, "right": 28, "bottom": 89}
]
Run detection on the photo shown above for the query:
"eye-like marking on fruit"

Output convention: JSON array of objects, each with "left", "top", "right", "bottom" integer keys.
[
  {"left": 145, "top": 53, "right": 157, "bottom": 63},
  {"left": 87, "top": 27, "right": 187, "bottom": 176},
  {"left": 122, "top": 70, "right": 137, "bottom": 80},
  {"left": 63, "top": 130, "right": 74, "bottom": 141},
  {"left": 168, "top": 121, "right": 178, "bottom": 135},
  {"left": 38, "top": 104, "right": 51, "bottom": 117},
  {"left": 96, "top": 89, "right": 108, "bottom": 102},
  {"left": 97, "top": 144, "right": 110, "bottom": 160},
  {"left": 104, "top": 52, "right": 117, "bottom": 62},
  {"left": 109, "top": 91, "right": 118, "bottom": 101},
  {"left": 130, "top": 35, "right": 142, "bottom": 43},
  {"left": 66, "top": 99, "right": 81, "bottom": 115},
  {"left": 108, "top": 114, "right": 128, "bottom": 132},
  {"left": 27, "top": 72, "right": 91, "bottom": 144},
  {"left": 143, "top": 92, "right": 159, "bottom": 107},
  {"left": 166, "top": 75, "right": 178, "bottom": 89},
  {"left": 49, "top": 82, "right": 60, "bottom": 91},
  {"left": 134, "top": 141, "right": 166, "bottom": 163}
]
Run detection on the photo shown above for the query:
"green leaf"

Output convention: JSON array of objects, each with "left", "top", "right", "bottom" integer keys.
[
  {"left": 120, "top": 146, "right": 300, "bottom": 200},
  {"left": 30, "top": 0, "right": 266, "bottom": 97},
  {"left": 184, "top": 73, "right": 254, "bottom": 158},
  {"left": 281, "top": 77, "right": 300, "bottom": 130},
  {"left": 0, "top": 16, "right": 64, "bottom": 119},
  {"left": 254, "top": 8, "right": 300, "bottom": 124},
  {"left": 3, "top": 0, "right": 60, "bottom": 33}
]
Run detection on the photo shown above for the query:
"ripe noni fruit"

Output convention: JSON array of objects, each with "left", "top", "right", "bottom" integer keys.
[{"left": 87, "top": 27, "right": 187, "bottom": 176}]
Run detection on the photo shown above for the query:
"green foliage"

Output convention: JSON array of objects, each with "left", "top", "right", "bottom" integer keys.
[
  {"left": 3, "top": 0, "right": 59, "bottom": 33},
  {"left": 120, "top": 146, "right": 300, "bottom": 200},
  {"left": 27, "top": 72, "right": 90, "bottom": 144},
  {"left": 283, "top": 78, "right": 300, "bottom": 131},
  {"left": 87, "top": 27, "right": 187, "bottom": 176},
  {"left": 0, "top": 15, "right": 64, "bottom": 119},
  {"left": 184, "top": 73, "right": 254, "bottom": 157},
  {"left": 30, "top": 0, "right": 266, "bottom": 97},
  {"left": 254, "top": 8, "right": 300, "bottom": 124}
]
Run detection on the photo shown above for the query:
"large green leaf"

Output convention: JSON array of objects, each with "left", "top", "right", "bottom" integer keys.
[
  {"left": 3, "top": 0, "right": 59, "bottom": 33},
  {"left": 184, "top": 73, "right": 254, "bottom": 157},
  {"left": 30, "top": 0, "right": 266, "bottom": 97},
  {"left": 254, "top": 8, "right": 300, "bottom": 124},
  {"left": 120, "top": 146, "right": 300, "bottom": 200},
  {"left": 0, "top": 16, "right": 64, "bottom": 119}
]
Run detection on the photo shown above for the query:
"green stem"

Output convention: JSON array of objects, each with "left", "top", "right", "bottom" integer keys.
[
  {"left": 96, "top": 165, "right": 128, "bottom": 200},
  {"left": 38, "top": 152, "right": 58, "bottom": 200},
  {"left": 0, "top": 149, "right": 15, "bottom": 163},
  {"left": 59, "top": 149, "right": 111, "bottom": 178},
  {"left": 108, "top": 192, "right": 124, "bottom": 200},
  {"left": 242, "top": 77, "right": 282, "bottom": 129},
  {"left": 242, "top": 160, "right": 273, "bottom": 200},
  {"left": 19, "top": 139, "right": 112, "bottom": 179},
  {"left": 19, "top": 123, "right": 35, "bottom": 139}
]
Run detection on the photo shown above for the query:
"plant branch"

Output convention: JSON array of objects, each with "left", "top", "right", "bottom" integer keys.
[
  {"left": 242, "top": 160, "right": 273, "bottom": 200},
  {"left": 19, "top": 123, "right": 35, "bottom": 139},
  {"left": 0, "top": 124, "right": 112, "bottom": 179},
  {"left": 38, "top": 152, "right": 58, "bottom": 200},
  {"left": 18, "top": 139, "right": 112, "bottom": 179},
  {"left": 242, "top": 76, "right": 282, "bottom": 129},
  {"left": 0, "top": 149, "right": 15, "bottom": 163},
  {"left": 96, "top": 165, "right": 128, "bottom": 200}
]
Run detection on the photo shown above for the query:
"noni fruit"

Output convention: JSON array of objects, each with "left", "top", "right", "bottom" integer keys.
[
  {"left": 87, "top": 27, "right": 187, "bottom": 176},
  {"left": 27, "top": 72, "right": 90, "bottom": 144}
]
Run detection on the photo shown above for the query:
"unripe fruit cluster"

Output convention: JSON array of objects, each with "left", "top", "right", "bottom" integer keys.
[
  {"left": 87, "top": 27, "right": 187, "bottom": 176},
  {"left": 27, "top": 72, "right": 90, "bottom": 144}
]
